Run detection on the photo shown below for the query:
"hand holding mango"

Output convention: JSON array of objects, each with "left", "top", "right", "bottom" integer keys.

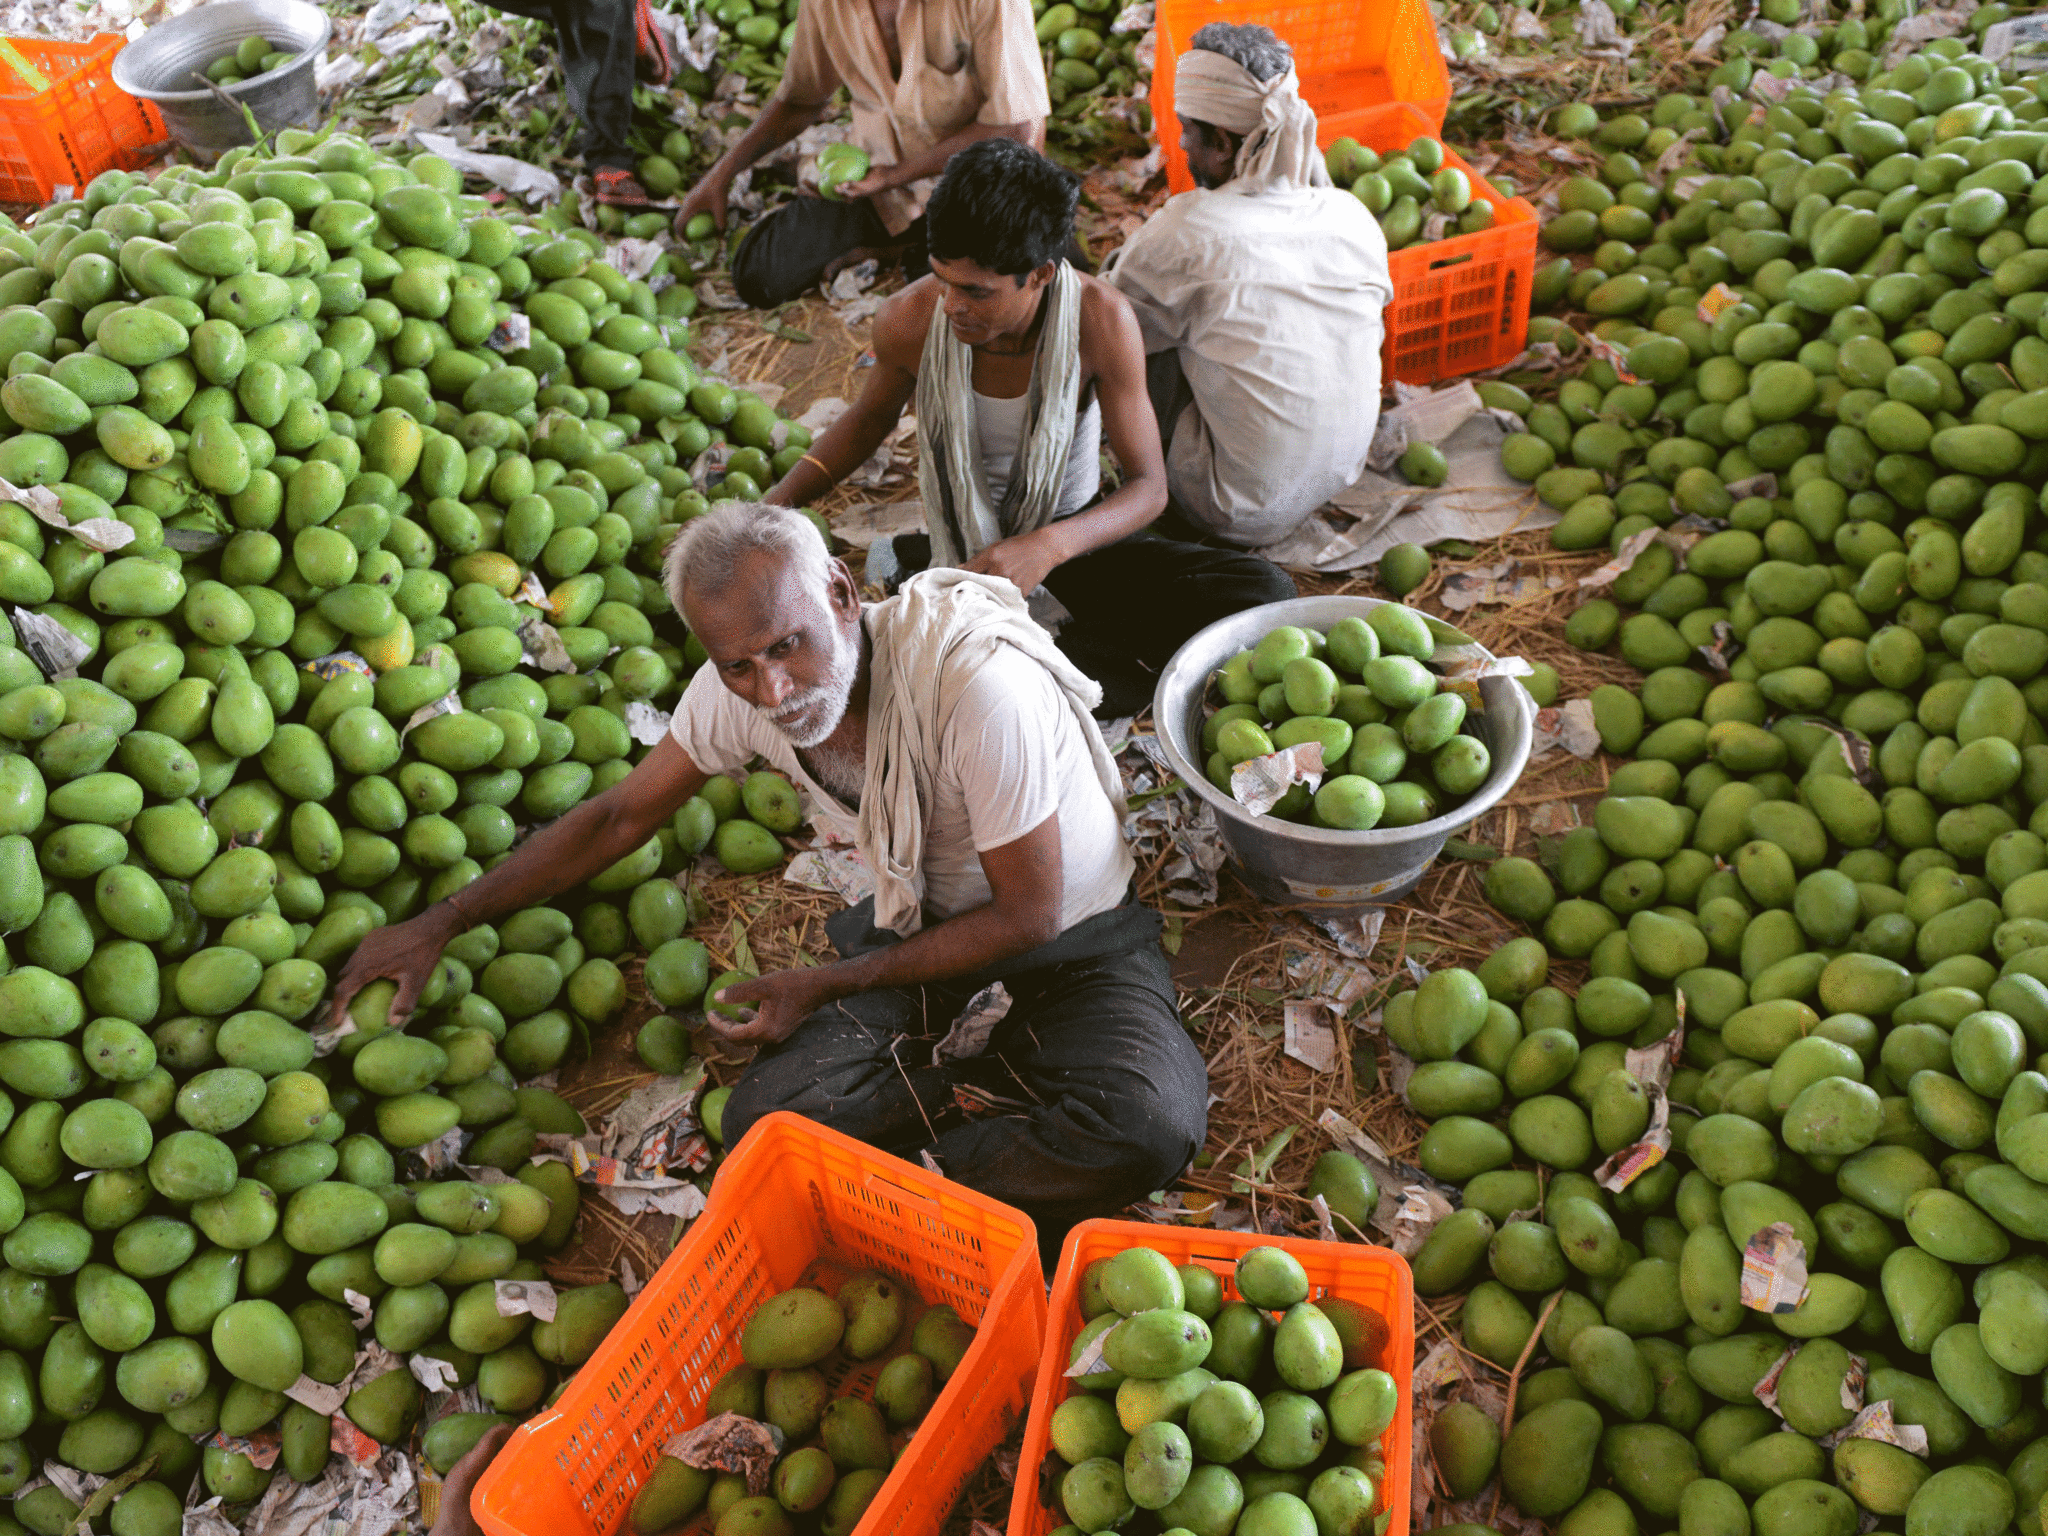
[
  {"left": 1047, "top": 1242, "right": 1399, "bottom": 1534},
  {"left": 817, "top": 144, "right": 875, "bottom": 202},
  {"left": 1204, "top": 607, "right": 1493, "bottom": 828},
  {"left": 628, "top": 1276, "right": 974, "bottom": 1534}
]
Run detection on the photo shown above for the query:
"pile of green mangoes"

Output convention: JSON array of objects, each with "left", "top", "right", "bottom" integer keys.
[
  {"left": 0, "top": 127, "right": 829, "bottom": 1521},
  {"left": 1201, "top": 608, "right": 1495, "bottom": 831},
  {"left": 1033, "top": 0, "right": 1146, "bottom": 109},
  {"left": 1326, "top": 135, "right": 1499, "bottom": 249},
  {"left": 202, "top": 37, "right": 297, "bottom": 89},
  {"left": 1362, "top": 26, "right": 2048, "bottom": 1536},
  {"left": 1036, "top": 1242, "right": 1400, "bottom": 1535},
  {"left": 628, "top": 1275, "right": 977, "bottom": 1536}
]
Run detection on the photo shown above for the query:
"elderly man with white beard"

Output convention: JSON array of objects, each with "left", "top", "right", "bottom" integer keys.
[{"left": 330, "top": 501, "right": 1208, "bottom": 1256}]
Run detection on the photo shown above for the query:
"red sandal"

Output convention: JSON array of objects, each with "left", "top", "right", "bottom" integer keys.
[
  {"left": 636, "top": 0, "right": 675, "bottom": 85},
  {"left": 593, "top": 166, "right": 656, "bottom": 207}
]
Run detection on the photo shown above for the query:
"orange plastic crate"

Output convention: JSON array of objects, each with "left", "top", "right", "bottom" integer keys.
[
  {"left": 470, "top": 1112, "right": 1044, "bottom": 1536},
  {"left": 1153, "top": 0, "right": 1450, "bottom": 195},
  {"left": 0, "top": 35, "right": 164, "bottom": 205},
  {"left": 1360, "top": 102, "right": 1538, "bottom": 386},
  {"left": 1008, "top": 1219, "right": 1416, "bottom": 1536}
]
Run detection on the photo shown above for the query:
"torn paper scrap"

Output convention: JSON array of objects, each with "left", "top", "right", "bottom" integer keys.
[
  {"left": 1741, "top": 1222, "right": 1812, "bottom": 1314},
  {"left": 1230, "top": 742, "right": 1324, "bottom": 817}
]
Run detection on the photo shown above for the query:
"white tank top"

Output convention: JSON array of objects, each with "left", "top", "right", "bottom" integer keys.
[{"left": 972, "top": 389, "right": 1102, "bottom": 521}]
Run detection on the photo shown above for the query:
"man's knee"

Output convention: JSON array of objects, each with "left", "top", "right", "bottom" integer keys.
[
  {"left": 1236, "top": 554, "right": 1298, "bottom": 606},
  {"left": 719, "top": 1061, "right": 798, "bottom": 1150}
]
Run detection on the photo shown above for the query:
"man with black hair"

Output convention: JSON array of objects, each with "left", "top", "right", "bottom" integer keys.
[
  {"left": 761, "top": 136, "right": 1295, "bottom": 716},
  {"left": 675, "top": 0, "right": 1050, "bottom": 307},
  {"left": 1103, "top": 21, "right": 1393, "bottom": 549}
]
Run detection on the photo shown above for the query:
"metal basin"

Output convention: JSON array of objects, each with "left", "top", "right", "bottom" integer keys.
[
  {"left": 111, "top": 0, "right": 331, "bottom": 160},
  {"left": 1153, "top": 595, "right": 1535, "bottom": 914}
]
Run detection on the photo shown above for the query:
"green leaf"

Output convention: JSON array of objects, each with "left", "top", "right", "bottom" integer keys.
[{"left": 1444, "top": 838, "right": 1500, "bottom": 860}]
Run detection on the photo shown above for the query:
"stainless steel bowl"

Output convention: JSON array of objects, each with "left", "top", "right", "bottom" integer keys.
[
  {"left": 111, "top": 0, "right": 331, "bottom": 160},
  {"left": 1152, "top": 595, "right": 1535, "bottom": 913}
]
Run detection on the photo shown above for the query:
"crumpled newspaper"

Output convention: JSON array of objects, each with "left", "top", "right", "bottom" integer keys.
[
  {"left": 666, "top": 1415, "right": 785, "bottom": 1495},
  {"left": 1230, "top": 742, "right": 1324, "bottom": 817},
  {"left": 1575, "top": 0, "right": 1635, "bottom": 54},
  {"left": 494, "top": 1278, "right": 559, "bottom": 1322},
  {"left": 783, "top": 847, "right": 877, "bottom": 904},
  {"left": 3, "top": 478, "right": 132, "bottom": 552},
  {"left": 534, "top": 1070, "right": 713, "bottom": 1218},
  {"left": 232, "top": 1444, "right": 419, "bottom": 1536},
  {"left": 1121, "top": 736, "right": 1226, "bottom": 908},
  {"left": 1741, "top": 1222, "right": 1812, "bottom": 1314},
  {"left": 1532, "top": 698, "right": 1600, "bottom": 760},
  {"left": 1283, "top": 999, "right": 1340, "bottom": 1072},
  {"left": 4, "top": 605, "right": 89, "bottom": 680},
  {"left": 412, "top": 132, "right": 560, "bottom": 205}
]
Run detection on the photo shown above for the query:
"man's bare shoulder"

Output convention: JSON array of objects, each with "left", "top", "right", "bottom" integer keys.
[
  {"left": 1073, "top": 270, "right": 1143, "bottom": 362},
  {"left": 873, "top": 277, "right": 942, "bottom": 367}
]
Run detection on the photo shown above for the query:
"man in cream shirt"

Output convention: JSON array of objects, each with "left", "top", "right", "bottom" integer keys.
[
  {"left": 676, "top": 0, "right": 1052, "bottom": 306},
  {"left": 328, "top": 502, "right": 1207, "bottom": 1258},
  {"left": 1104, "top": 22, "right": 1394, "bottom": 549}
]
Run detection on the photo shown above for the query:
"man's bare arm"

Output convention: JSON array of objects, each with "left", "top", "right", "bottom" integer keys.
[
  {"left": 677, "top": 92, "right": 838, "bottom": 232},
  {"left": 763, "top": 284, "right": 935, "bottom": 506},
  {"left": 329, "top": 736, "right": 709, "bottom": 1027},
  {"left": 708, "top": 812, "right": 1065, "bottom": 1042}
]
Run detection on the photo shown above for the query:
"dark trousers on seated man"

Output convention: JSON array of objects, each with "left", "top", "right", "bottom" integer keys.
[
  {"left": 721, "top": 895, "right": 1208, "bottom": 1262},
  {"left": 732, "top": 198, "right": 1096, "bottom": 311},
  {"left": 886, "top": 520, "right": 1297, "bottom": 718}
]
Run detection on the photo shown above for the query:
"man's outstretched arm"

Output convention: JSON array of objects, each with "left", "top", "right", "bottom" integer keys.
[
  {"left": 763, "top": 285, "right": 933, "bottom": 507},
  {"left": 328, "top": 736, "right": 709, "bottom": 1028}
]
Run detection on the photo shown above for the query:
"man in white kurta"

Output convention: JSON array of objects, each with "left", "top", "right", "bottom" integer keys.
[{"left": 1103, "top": 23, "right": 1394, "bottom": 549}]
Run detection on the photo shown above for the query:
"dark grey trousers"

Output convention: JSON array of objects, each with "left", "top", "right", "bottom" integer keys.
[
  {"left": 721, "top": 896, "right": 1209, "bottom": 1262},
  {"left": 492, "top": 0, "right": 638, "bottom": 167}
]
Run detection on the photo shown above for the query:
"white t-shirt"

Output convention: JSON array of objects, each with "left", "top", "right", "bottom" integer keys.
[
  {"left": 668, "top": 637, "right": 1134, "bottom": 933},
  {"left": 1103, "top": 183, "right": 1393, "bottom": 547}
]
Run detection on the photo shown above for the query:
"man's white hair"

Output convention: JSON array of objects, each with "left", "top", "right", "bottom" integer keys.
[{"left": 661, "top": 501, "right": 834, "bottom": 616}]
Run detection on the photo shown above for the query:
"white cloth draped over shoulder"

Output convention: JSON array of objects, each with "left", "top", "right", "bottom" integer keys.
[
  {"left": 915, "top": 260, "right": 1083, "bottom": 568},
  {"left": 859, "top": 568, "right": 1125, "bottom": 935}
]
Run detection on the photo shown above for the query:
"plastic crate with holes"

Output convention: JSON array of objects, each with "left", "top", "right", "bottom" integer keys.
[
  {"left": 1360, "top": 102, "right": 1539, "bottom": 386},
  {"left": 1151, "top": 0, "right": 1451, "bottom": 196},
  {"left": 1008, "top": 1219, "right": 1415, "bottom": 1536},
  {"left": 0, "top": 35, "right": 164, "bottom": 205},
  {"left": 470, "top": 1112, "right": 1046, "bottom": 1536}
]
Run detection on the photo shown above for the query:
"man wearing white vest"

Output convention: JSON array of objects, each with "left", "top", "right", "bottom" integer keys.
[
  {"left": 1103, "top": 23, "right": 1394, "bottom": 549},
  {"left": 327, "top": 502, "right": 1209, "bottom": 1256},
  {"left": 764, "top": 136, "right": 1295, "bottom": 715}
]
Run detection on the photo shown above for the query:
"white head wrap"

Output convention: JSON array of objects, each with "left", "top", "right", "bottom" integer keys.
[{"left": 1173, "top": 49, "right": 1331, "bottom": 193}]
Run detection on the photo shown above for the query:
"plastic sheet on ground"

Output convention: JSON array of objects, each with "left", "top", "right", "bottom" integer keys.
[{"left": 1256, "top": 398, "right": 1556, "bottom": 573}]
